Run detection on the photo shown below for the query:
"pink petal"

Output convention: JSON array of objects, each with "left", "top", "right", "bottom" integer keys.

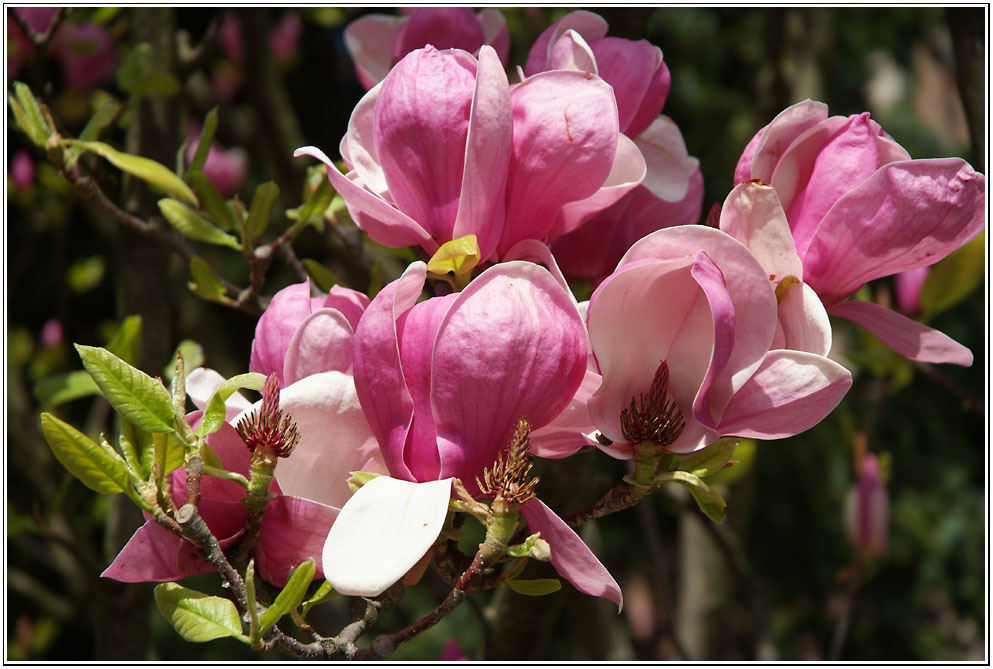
[
  {"left": 524, "top": 10, "right": 608, "bottom": 75},
  {"left": 256, "top": 495, "right": 340, "bottom": 586},
  {"left": 340, "top": 80, "right": 390, "bottom": 197},
  {"left": 778, "top": 114, "right": 888, "bottom": 255},
  {"left": 452, "top": 45, "right": 512, "bottom": 261},
  {"left": 549, "top": 134, "right": 646, "bottom": 241},
  {"left": 295, "top": 146, "right": 436, "bottom": 252},
  {"left": 520, "top": 498, "right": 622, "bottom": 610},
  {"left": 102, "top": 521, "right": 206, "bottom": 582},
  {"left": 374, "top": 46, "right": 478, "bottom": 244},
  {"left": 737, "top": 99, "right": 829, "bottom": 184},
  {"left": 323, "top": 285, "right": 371, "bottom": 330},
  {"left": 530, "top": 368, "right": 609, "bottom": 459},
  {"left": 267, "top": 371, "right": 381, "bottom": 508},
  {"left": 478, "top": 9, "right": 510, "bottom": 65},
  {"left": 499, "top": 70, "right": 619, "bottom": 255},
  {"left": 802, "top": 159, "right": 986, "bottom": 304},
  {"left": 590, "top": 37, "right": 668, "bottom": 137},
  {"left": 689, "top": 252, "right": 737, "bottom": 431},
  {"left": 201, "top": 420, "right": 261, "bottom": 502},
  {"left": 894, "top": 266, "right": 930, "bottom": 317},
  {"left": 284, "top": 308, "right": 355, "bottom": 383},
  {"left": 353, "top": 262, "right": 428, "bottom": 481},
  {"left": 635, "top": 116, "right": 698, "bottom": 203},
  {"left": 344, "top": 14, "right": 405, "bottom": 89},
  {"left": 500, "top": 238, "right": 575, "bottom": 299},
  {"left": 828, "top": 300, "right": 974, "bottom": 366},
  {"left": 546, "top": 29, "right": 598, "bottom": 73},
  {"left": 249, "top": 280, "right": 316, "bottom": 383},
  {"left": 775, "top": 281, "right": 833, "bottom": 357},
  {"left": 719, "top": 181, "right": 803, "bottom": 282},
  {"left": 717, "top": 350, "right": 852, "bottom": 439},
  {"left": 392, "top": 8, "right": 485, "bottom": 63},
  {"left": 430, "top": 262, "right": 588, "bottom": 483}
]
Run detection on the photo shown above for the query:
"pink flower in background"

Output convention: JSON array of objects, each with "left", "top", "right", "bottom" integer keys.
[
  {"left": 894, "top": 266, "right": 930, "bottom": 318},
  {"left": 40, "top": 318, "right": 62, "bottom": 349},
  {"left": 297, "top": 44, "right": 642, "bottom": 261},
  {"left": 344, "top": 7, "right": 509, "bottom": 89},
  {"left": 185, "top": 125, "right": 248, "bottom": 198},
  {"left": 213, "top": 12, "right": 302, "bottom": 100},
  {"left": 103, "top": 414, "right": 339, "bottom": 586},
  {"left": 11, "top": 150, "right": 35, "bottom": 191},
  {"left": 51, "top": 21, "right": 116, "bottom": 90},
  {"left": 525, "top": 10, "right": 670, "bottom": 138},
  {"left": 585, "top": 226, "right": 852, "bottom": 457},
  {"left": 734, "top": 100, "right": 985, "bottom": 365},
  {"left": 843, "top": 453, "right": 889, "bottom": 558},
  {"left": 440, "top": 638, "right": 468, "bottom": 661}
]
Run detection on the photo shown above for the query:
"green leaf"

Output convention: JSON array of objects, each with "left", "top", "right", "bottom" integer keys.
[
  {"left": 33, "top": 371, "right": 99, "bottom": 406},
  {"left": 66, "top": 255, "right": 106, "bottom": 294},
  {"left": 657, "top": 470, "right": 727, "bottom": 524},
  {"left": 301, "top": 581, "right": 338, "bottom": 618},
  {"left": 78, "top": 101, "right": 121, "bottom": 143},
  {"left": 153, "top": 431, "right": 187, "bottom": 478},
  {"left": 505, "top": 578, "right": 562, "bottom": 596},
  {"left": 301, "top": 258, "right": 341, "bottom": 293},
  {"left": 186, "top": 107, "right": 218, "bottom": 178},
  {"left": 159, "top": 199, "right": 241, "bottom": 250},
  {"left": 196, "top": 372, "right": 266, "bottom": 437},
  {"left": 704, "top": 439, "right": 757, "bottom": 488},
  {"left": 677, "top": 437, "right": 741, "bottom": 479},
  {"left": 105, "top": 315, "right": 142, "bottom": 367},
  {"left": 11, "top": 82, "right": 50, "bottom": 147},
  {"left": 66, "top": 140, "right": 196, "bottom": 205},
  {"left": 40, "top": 413, "right": 130, "bottom": 494},
  {"left": 189, "top": 256, "right": 227, "bottom": 301},
  {"left": 919, "top": 232, "right": 985, "bottom": 319},
  {"left": 164, "top": 340, "right": 205, "bottom": 383},
  {"left": 190, "top": 172, "right": 237, "bottom": 231},
  {"left": 124, "top": 420, "right": 154, "bottom": 479},
  {"left": 154, "top": 583, "right": 247, "bottom": 643},
  {"left": 244, "top": 181, "right": 279, "bottom": 240},
  {"left": 260, "top": 559, "right": 316, "bottom": 632},
  {"left": 286, "top": 176, "right": 334, "bottom": 232},
  {"left": 76, "top": 344, "right": 175, "bottom": 433}
]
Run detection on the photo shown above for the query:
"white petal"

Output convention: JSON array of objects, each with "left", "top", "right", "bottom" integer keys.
[
  {"left": 321, "top": 477, "right": 453, "bottom": 597},
  {"left": 186, "top": 367, "right": 252, "bottom": 422}
]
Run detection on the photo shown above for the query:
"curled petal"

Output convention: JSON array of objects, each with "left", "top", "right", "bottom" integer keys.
[
  {"left": 283, "top": 308, "right": 355, "bottom": 383},
  {"left": 340, "top": 80, "right": 390, "bottom": 197},
  {"left": 344, "top": 14, "right": 405, "bottom": 89},
  {"left": 250, "top": 280, "right": 321, "bottom": 383},
  {"left": 323, "top": 285, "right": 371, "bottom": 331},
  {"left": 635, "top": 115, "right": 698, "bottom": 203},
  {"left": 530, "top": 367, "right": 604, "bottom": 459},
  {"left": 592, "top": 38, "right": 669, "bottom": 137},
  {"left": 322, "top": 477, "right": 452, "bottom": 597},
  {"left": 736, "top": 99, "right": 829, "bottom": 184},
  {"left": 546, "top": 29, "right": 598, "bottom": 73},
  {"left": 828, "top": 300, "right": 973, "bottom": 366},
  {"left": 719, "top": 181, "right": 803, "bottom": 282},
  {"left": 775, "top": 281, "right": 833, "bottom": 357},
  {"left": 520, "top": 498, "right": 623, "bottom": 610},
  {"left": 431, "top": 262, "right": 588, "bottom": 482},
  {"left": 524, "top": 10, "right": 608, "bottom": 75},
  {"left": 718, "top": 350, "right": 852, "bottom": 439},
  {"left": 802, "top": 159, "right": 986, "bottom": 304}
]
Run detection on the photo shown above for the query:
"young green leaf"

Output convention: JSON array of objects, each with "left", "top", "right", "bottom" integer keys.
[
  {"left": 66, "top": 140, "right": 197, "bottom": 204},
  {"left": 78, "top": 101, "right": 122, "bottom": 143},
  {"left": 505, "top": 578, "right": 562, "bottom": 596},
  {"left": 300, "top": 581, "right": 338, "bottom": 618},
  {"left": 154, "top": 583, "right": 247, "bottom": 643},
  {"left": 196, "top": 372, "right": 266, "bottom": 437},
  {"left": 189, "top": 256, "right": 227, "bottom": 301},
  {"left": 153, "top": 431, "right": 186, "bottom": 478},
  {"left": 190, "top": 172, "right": 237, "bottom": 231},
  {"left": 76, "top": 344, "right": 175, "bottom": 434},
  {"left": 158, "top": 199, "right": 241, "bottom": 250},
  {"left": 164, "top": 340, "right": 205, "bottom": 383},
  {"left": 40, "top": 413, "right": 131, "bottom": 494},
  {"left": 125, "top": 420, "right": 155, "bottom": 479},
  {"left": 657, "top": 470, "right": 727, "bottom": 524},
  {"left": 260, "top": 559, "right": 316, "bottom": 632},
  {"left": 301, "top": 258, "right": 341, "bottom": 293},
  {"left": 677, "top": 437, "right": 741, "bottom": 479},
  {"left": 186, "top": 107, "right": 218, "bottom": 177},
  {"left": 9, "top": 95, "right": 44, "bottom": 147},
  {"left": 11, "top": 82, "right": 50, "bottom": 147},
  {"left": 244, "top": 181, "right": 279, "bottom": 240}
]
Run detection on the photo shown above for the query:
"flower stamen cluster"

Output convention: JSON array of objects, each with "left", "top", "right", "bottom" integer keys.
[
  {"left": 620, "top": 361, "right": 684, "bottom": 447},
  {"left": 236, "top": 371, "right": 300, "bottom": 461},
  {"left": 476, "top": 418, "right": 539, "bottom": 505}
]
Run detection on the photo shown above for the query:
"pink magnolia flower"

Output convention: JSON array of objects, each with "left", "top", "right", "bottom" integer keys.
[
  {"left": 185, "top": 125, "right": 248, "bottom": 198},
  {"left": 6, "top": 8, "right": 58, "bottom": 80},
  {"left": 338, "top": 260, "right": 622, "bottom": 607},
  {"left": 11, "top": 150, "right": 35, "bottom": 191},
  {"left": 585, "top": 226, "right": 852, "bottom": 457},
  {"left": 296, "top": 44, "right": 644, "bottom": 262},
  {"left": 525, "top": 10, "right": 669, "bottom": 139},
  {"left": 842, "top": 453, "right": 889, "bottom": 558},
  {"left": 103, "top": 414, "right": 339, "bottom": 587},
  {"left": 734, "top": 100, "right": 985, "bottom": 365},
  {"left": 51, "top": 21, "right": 116, "bottom": 90},
  {"left": 344, "top": 7, "right": 509, "bottom": 89},
  {"left": 894, "top": 266, "right": 929, "bottom": 318}
]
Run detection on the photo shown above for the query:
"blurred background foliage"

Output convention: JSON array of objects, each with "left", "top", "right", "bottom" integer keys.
[{"left": 6, "top": 6, "right": 986, "bottom": 661}]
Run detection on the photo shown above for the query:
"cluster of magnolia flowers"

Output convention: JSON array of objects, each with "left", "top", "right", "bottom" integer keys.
[{"left": 103, "top": 9, "right": 985, "bottom": 610}]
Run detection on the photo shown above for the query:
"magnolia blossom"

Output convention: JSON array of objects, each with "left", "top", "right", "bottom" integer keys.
[
  {"left": 296, "top": 44, "right": 644, "bottom": 262},
  {"left": 185, "top": 125, "right": 248, "bottom": 198},
  {"left": 734, "top": 100, "right": 986, "bottom": 365},
  {"left": 103, "top": 414, "right": 339, "bottom": 587},
  {"left": 585, "top": 226, "right": 852, "bottom": 456},
  {"left": 323, "top": 260, "right": 622, "bottom": 607},
  {"left": 843, "top": 454, "right": 889, "bottom": 558},
  {"left": 7, "top": 9, "right": 116, "bottom": 89},
  {"left": 10, "top": 150, "right": 34, "bottom": 191},
  {"left": 344, "top": 7, "right": 510, "bottom": 89}
]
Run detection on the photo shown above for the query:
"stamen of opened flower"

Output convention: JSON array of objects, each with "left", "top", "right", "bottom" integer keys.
[
  {"left": 236, "top": 371, "right": 300, "bottom": 459},
  {"left": 620, "top": 361, "right": 685, "bottom": 447}
]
